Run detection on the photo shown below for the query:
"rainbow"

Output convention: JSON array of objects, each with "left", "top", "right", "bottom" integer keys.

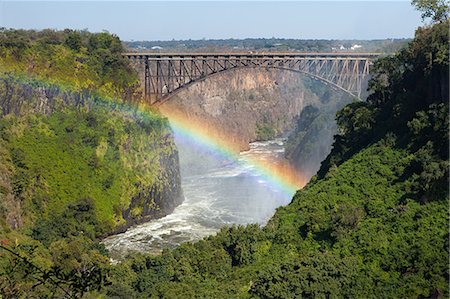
[
  {"left": 159, "top": 105, "right": 306, "bottom": 196},
  {"left": 1, "top": 71, "right": 306, "bottom": 197}
]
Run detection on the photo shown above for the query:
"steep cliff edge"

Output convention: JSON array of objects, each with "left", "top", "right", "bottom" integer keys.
[{"left": 0, "top": 29, "right": 184, "bottom": 241}]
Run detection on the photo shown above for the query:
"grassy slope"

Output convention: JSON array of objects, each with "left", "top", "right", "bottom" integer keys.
[{"left": 0, "top": 29, "right": 177, "bottom": 238}]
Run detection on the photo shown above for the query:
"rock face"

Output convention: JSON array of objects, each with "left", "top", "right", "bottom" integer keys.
[
  {"left": 119, "top": 147, "right": 184, "bottom": 232},
  {"left": 161, "top": 68, "right": 321, "bottom": 151}
]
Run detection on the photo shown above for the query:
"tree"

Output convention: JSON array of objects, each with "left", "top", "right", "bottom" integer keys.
[
  {"left": 411, "top": 0, "right": 449, "bottom": 23},
  {"left": 64, "top": 31, "right": 82, "bottom": 51}
]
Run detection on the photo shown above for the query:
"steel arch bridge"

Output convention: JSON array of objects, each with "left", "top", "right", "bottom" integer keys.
[{"left": 123, "top": 52, "right": 380, "bottom": 105}]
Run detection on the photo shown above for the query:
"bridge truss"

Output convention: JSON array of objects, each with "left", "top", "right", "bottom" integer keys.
[{"left": 124, "top": 52, "right": 379, "bottom": 105}]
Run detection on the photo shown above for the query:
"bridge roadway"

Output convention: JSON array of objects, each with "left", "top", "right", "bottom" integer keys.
[{"left": 123, "top": 52, "right": 381, "bottom": 105}]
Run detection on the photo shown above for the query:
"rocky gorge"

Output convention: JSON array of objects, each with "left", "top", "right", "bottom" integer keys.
[{"left": 160, "top": 67, "right": 353, "bottom": 179}]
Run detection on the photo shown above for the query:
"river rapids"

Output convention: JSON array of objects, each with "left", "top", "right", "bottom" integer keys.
[{"left": 103, "top": 137, "right": 296, "bottom": 258}]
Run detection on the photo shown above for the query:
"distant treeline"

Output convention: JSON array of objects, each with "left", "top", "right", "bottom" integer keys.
[{"left": 125, "top": 38, "right": 410, "bottom": 53}]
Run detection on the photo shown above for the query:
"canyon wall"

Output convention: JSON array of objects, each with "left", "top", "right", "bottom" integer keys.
[{"left": 160, "top": 68, "right": 321, "bottom": 151}]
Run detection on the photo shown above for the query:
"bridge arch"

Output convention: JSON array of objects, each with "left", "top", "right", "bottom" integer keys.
[
  {"left": 152, "top": 66, "right": 359, "bottom": 105},
  {"left": 124, "top": 52, "right": 379, "bottom": 105}
]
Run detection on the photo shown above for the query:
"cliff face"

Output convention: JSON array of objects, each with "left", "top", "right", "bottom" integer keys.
[
  {"left": 284, "top": 79, "right": 354, "bottom": 179},
  {"left": 120, "top": 148, "right": 183, "bottom": 232},
  {"left": 0, "top": 76, "right": 183, "bottom": 236},
  {"left": 161, "top": 68, "right": 321, "bottom": 151}
]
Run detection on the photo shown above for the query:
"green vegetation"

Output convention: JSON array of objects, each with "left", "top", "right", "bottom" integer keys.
[
  {"left": 255, "top": 121, "right": 277, "bottom": 140},
  {"left": 412, "top": 0, "right": 449, "bottom": 22}
]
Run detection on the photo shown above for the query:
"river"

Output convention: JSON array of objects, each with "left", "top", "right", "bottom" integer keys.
[{"left": 103, "top": 137, "right": 296, "bottom": 258}]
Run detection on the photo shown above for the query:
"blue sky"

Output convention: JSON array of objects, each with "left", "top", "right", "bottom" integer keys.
[{"left": 0, "top": 1, "right": 422, "bottom": 41}]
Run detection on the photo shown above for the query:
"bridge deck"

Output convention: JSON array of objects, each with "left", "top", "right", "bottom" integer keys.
[{"left": 123, "top": 52, "right": 381, "bottom": 58}]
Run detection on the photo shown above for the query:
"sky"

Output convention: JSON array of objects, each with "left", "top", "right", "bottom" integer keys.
[{"left": 0, "top": 1, "right": 423, "bottom": 41}]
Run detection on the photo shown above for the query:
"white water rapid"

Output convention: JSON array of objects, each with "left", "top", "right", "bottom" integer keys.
[{"left": 103, "top": 137, "right": 295, "bottom": 258}]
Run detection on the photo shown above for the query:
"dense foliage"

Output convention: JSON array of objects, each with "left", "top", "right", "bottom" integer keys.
[{"left": 317, "top": 20, "right": 449, "bottom": 201}]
